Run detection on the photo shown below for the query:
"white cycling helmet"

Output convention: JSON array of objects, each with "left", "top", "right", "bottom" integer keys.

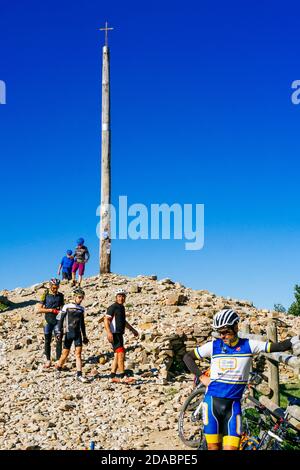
[
  {"left": 212, "top": 309, "right": 240, "bottom": 330},
  {"left": 115, "top": 288, "right": 127, "bottom": 297}
]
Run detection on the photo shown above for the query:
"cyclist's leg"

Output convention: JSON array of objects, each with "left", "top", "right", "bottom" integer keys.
[
  {"left": 222, "top": 399, "right": 242, "bottom": 450},
  {"left": 54, "top": 323, "right": 62, "bottom": 360},
  {"left": 78, "top": 263, "right": 85, "bottom": 286},
  {"left": 44, "top": 323, "right": 54, "bottom": 364},
  {"left": 57, "top": 336, "right": 72, "bottom": 368},
  {"left": 71, "top": 262, "right": 78, "bottom": 284},
  {"left": 202, "top": 395, "right": 222, "bottom": 450}
]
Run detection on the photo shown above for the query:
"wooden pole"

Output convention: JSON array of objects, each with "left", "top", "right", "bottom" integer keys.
[
  {"left": 266, "top": 321, "right": 280, "bottom": 406},
  {"left": 100, "top": 44, "right": 111, "bottom": 274}
]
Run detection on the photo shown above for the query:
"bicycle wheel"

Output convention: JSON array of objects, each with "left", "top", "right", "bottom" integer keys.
[{"left": 178, "top": 386, "right": 207, "bottom": 448}]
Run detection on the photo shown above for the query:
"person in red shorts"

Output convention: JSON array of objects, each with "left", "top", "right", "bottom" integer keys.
[
  {"left": 71, "top": 238, "right": 90, "bottom": 287},
  {"left": 104, "top": 289, "right": 139, "bottom": 383}
]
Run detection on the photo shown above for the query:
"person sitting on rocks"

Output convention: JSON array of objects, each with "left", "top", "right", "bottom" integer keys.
[
  {"left": 104, "top": 288, "right": 139, "bottom": 383},
  {"left": 36, "top": 278, "right": 64, "bottom": 369},
  {"left": 55, "top": 287, "right": 89, "bottom": 383}
]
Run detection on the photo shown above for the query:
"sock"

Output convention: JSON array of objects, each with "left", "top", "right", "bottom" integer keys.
[{"left": 77, "top": 371, "right": 82, "bottom": 377}]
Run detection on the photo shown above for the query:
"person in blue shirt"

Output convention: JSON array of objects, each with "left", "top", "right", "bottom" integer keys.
[{"left": 58, "top": 250, "right": 74, "bottom": 281}]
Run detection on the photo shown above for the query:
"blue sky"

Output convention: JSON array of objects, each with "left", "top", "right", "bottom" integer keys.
[{"left": 1, "top": 0, "right": 300, "bottom": 310}]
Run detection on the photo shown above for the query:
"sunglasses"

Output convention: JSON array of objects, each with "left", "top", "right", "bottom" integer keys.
[{"left": 217, "top": 329, "right": 234, "bottom": 336}]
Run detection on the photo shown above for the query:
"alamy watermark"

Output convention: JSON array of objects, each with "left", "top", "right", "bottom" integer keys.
[
  {"left": 0, "top": 80, "right": 6, "bottom": 104},
  {"left": 96, "top": 196, "right": 204, "bottom": 251},
  {"left": 291, "top": 80, "right": 300, "bottom": 105}
]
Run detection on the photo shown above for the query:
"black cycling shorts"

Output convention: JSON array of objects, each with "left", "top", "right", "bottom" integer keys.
[
  {"left": 112, "top": 333, "right": 124, "bottom": 352},
  {"left": 63, "top": 333, "right": 82, "bottom": 349}
]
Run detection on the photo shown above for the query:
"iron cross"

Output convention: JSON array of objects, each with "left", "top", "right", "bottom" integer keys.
[{"left": 100, "top": 21, "right": 114, "bottom": 46}]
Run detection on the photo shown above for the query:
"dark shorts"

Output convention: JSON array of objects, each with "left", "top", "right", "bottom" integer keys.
[
  {"left": 62, "top": 271, "right": 72, "bottom": 280},
  {"left": 72, "top": 262, "right": 85, "bottom": 276},
  {"left": 63, "top": 333, "right": 82, "bottom": 349},
  {"left": 112, "top": 333, "right": 124, "bottom": 352}
]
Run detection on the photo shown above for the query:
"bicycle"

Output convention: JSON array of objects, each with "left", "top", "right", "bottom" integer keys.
[
  {"left": 240, "top": 371, "right": 300, "bottom": 450},
  {"left": 178, "top": 370, "right": 300, "bottom": 450}
]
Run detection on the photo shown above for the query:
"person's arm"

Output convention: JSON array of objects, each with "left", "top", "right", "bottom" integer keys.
[
  {"left": 125, "top": 321, "right": 139, "bottom": 337},
  {"left": 80, "top": 311, "right": 87, "bottom": 341},
  {"left": 58, "top": 263, "right": 62, "bottom": 276},
  {"left": 36, "top": 294, "right": 59, "bottom": 315},
  {"left": 104, "top": 316, "right": 113, "bottom": 343},
  {"left": 267, "top": 335, "right": 300, "bottom": 353},
  {"left": 183, "top": 350, "right": 204, "bottom": 378},
  {"left": 85, "top": 248, "right": 90, "bottom": 263},
  {"left": 184, "top": 342, "right": 213, "bottom": 386}
]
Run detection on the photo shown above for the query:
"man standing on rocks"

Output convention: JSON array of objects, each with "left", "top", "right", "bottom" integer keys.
[
  {"left": 104, "top": 289, "right": 139, "bottom": 383},
  {"left": 36, "top": 278, "right": 64, "bottom": 369},
  {"left": 183, "top": 308, "right": 300, "bottom": 451}
]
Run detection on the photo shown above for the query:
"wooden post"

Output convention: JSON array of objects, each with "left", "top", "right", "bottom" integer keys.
[
  {"left": 266, "top": 321, "right": 280, "bottom": 406},
  {"left": 240, "top": 322, "right": 255, "bottom": 396},
  {"left": 100, "top": 43, "right": 111, "bottom": 274}
]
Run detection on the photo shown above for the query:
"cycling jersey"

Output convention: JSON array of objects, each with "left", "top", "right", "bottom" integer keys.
[
  {"left": 60, "top": 256, "right": 74, "bottom": 273},
  {"left": 194, "top": 337, "right": 271, "bottom": 399},
  {"left": 39, "top": 291, "right": 64, "bottom": 325},
  {"left": 106, "top": 302, "right": 126, "bottom": 334},
  {"left": 58, "top": 303, "right": 86, "bottom": 339},
  {"left": 74, "top": 245, "right": 90, "bottom": 264}
]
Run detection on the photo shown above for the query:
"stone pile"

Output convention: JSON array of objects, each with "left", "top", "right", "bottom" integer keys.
[{"left": 0, "top": 273, "right": 299, "bottom": 449}]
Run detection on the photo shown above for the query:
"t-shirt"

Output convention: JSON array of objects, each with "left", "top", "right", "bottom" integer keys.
[
  {"left": 194, "top": 337, "right": 271, "bottom": 400},
  {"left": 58, "top": 303, "right": 86, "bottom": 338},
  {"left": 74, "top": 245, "right": 90, "bottom": 264},
  {"left": 105, "top": 302, "right": 126, "bottom": 334},
  {"left": 61, "top": 256, "right": 74, "bottom": 273},
  {"left": 39, "top": 290, "right": 64, "bottom": 325}
]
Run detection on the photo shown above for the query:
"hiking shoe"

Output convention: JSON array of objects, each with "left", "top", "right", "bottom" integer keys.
[
  {"left": 111, "top": 376, "right": 135, "bottom": 384},
  {"left": 76, "top": 375, "right": 89, "bottom": 383}
]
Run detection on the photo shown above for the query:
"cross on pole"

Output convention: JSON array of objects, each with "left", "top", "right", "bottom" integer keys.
[{"left": 99, "top": 21, "right": 114, "bottom": 47}]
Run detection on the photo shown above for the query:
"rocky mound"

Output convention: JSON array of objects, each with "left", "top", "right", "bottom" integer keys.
[{"left": 0, "top": 273, "right": 299, "bottom": 450}]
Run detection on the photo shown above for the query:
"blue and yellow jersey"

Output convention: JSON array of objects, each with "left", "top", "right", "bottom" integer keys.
[{"left": 194, "top": 337, "right": 271, "bottom": 399}]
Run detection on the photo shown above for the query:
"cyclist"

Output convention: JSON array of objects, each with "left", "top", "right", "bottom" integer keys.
[
  {"left": 104, "top": 288, "right": 139, "bottom": 383},
  {"left": 183, "top": 308, "right": 300, "bottom": 451},
  {"left": 36, "top": 278, "right": 64, "bottom": 368},
  {"left": 55, "top": 287, "right": 89, "bottom": 383},
  {"left": 71, "top": 238, "right": 90, "bottom": 287},
  {"left": 58, "top": 249, "right": 74, "bottom": 281}
]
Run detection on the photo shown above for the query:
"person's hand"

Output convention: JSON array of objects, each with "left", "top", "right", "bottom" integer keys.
[
  {"left": 107, "top": 332, "right": 113, "bottom": 343},
  {"left": 200, "top": 374, "right": 211, "bottom": 387},
  {"left": 56, "top": 333, "right": 62, "bottom": 341},
  {"left": 83, "top": 337, "right": 89, "bottom": 345}
]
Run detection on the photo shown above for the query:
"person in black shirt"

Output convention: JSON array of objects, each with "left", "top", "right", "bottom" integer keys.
[
  {"left": 55, "top": 287, "right": 89, "bottom": 383},
  {"left": 36, "top": 278, "right": 64, "bottom": 368},
  {"left": 104, "top": 288, "right": 139, "bottom": 383}
]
